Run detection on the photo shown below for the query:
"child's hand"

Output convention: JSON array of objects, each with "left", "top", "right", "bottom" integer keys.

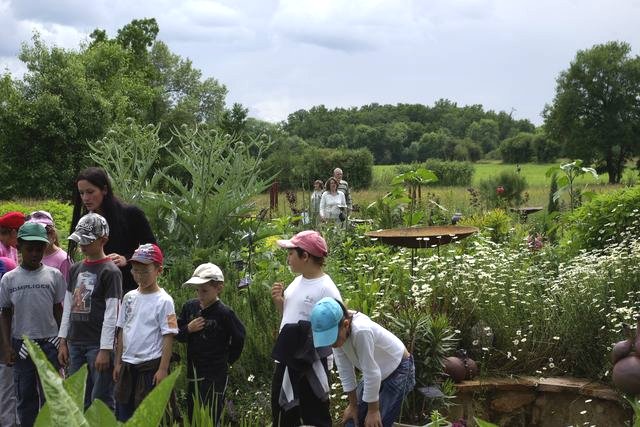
[
  {"left": 57, "top": 339, "right": 69, "bottom": 367},
  {"left": 95, "top": 349, "right": 110, "bottom": 372},
  {"left": 113, "top": 361, "right": 121, "bottom": 383},
  {"left": 187, "top": 317, "right": 205, "bottom": 333},
  {"left": 107, "top": 253, "right": 127, "bottom": 267},
  {"left": 271, "top": 282, "right": 284, "bottom": 303},
  {"left": 153, "top": 367, "right": 168, "bottom": 385}
]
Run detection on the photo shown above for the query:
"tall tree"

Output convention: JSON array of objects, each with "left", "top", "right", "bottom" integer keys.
[{"left": 543, "top": 41, "right": 640, "bottom": 183}]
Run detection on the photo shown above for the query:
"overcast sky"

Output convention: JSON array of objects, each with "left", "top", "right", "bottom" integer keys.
[{"left": 1, "top": 0, "right": 639, "bottom": 125}]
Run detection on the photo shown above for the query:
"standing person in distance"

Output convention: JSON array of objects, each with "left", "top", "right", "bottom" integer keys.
[
  {"left": 70, "top": 167, "right": 156, "bottom": 294},
  {"left": 58, "top": 213, "right": 122, "bottom": 410},
  {"left": 332, "top": 168, "right": 352, "bottom": 212},
  {"left": 310, "top": 179, "right": 325, "bottom": 227},
  {"left": 319, "top": 177, "right": 347, "bottom": 224}
]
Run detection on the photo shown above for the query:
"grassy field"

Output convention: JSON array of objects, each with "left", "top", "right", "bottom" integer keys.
[{"left": 261, "top": 161, "right": 630, "bottom": 218}]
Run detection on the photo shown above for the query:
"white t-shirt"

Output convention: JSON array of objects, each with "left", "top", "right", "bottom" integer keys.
[
  {"left": 279, "top": 274, "right": 341, "bottom": 331},
  {"left": 116, "top": 288, "right": 178, "bottom": 364},
  {"left": 319, "top": 191, "right": 346, "bottom": 220},
  {"left": 333, "top": 312, "right": 406, "bottom": 403}
]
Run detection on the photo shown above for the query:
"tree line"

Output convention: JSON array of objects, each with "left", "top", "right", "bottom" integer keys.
[{"left": 0, "top": 17, "right": 638, "bottom": 196}]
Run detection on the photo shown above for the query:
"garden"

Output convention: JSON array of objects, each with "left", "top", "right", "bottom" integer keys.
[{"left": 3, "top": 124, "right": 640, "bottom": 426}]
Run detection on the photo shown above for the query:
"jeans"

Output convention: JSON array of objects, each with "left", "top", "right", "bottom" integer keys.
[
  {"left": 68, "top": 343, "right": 114, "bottom": 410},
  {"left": 12, "top": 338, "right": 60, "bottom": 427},
  {"left": 0, "top": 363, "right": 17, "bottom": 427},
  {"left": 345, "top": 355, "right": 416, "bottom": 427}
]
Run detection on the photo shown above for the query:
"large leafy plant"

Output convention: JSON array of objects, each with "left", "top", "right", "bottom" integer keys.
[{"left": 23, "top": 337, "right": 180, "bottom": 426}]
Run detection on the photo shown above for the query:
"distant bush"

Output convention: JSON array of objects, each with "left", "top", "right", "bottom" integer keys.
[
  {"left": 0, "top": 200, "right": 72, "bottom": 239},
  {"left": 266, "top": 143, "right": 373, "bottom": 190},
  {"left": 499, "top": 132, "right": 559, "bottom": 164},
  {"left": 478, "top": 170, "right": 528, "bottom": 208},
  {"left": 396, "top": 160, "right": 474, "bottom": 187}
]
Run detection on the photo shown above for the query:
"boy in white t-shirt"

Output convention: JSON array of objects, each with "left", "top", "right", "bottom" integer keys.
[
  {"left": 310, "top": 298, "right": 415, "bottom": 427},
  {"left": 270, "top": 230, "right": 342, "bottom": 427},
  {"left": 113, "top": 243, "right": 178, "bottom": 421}
]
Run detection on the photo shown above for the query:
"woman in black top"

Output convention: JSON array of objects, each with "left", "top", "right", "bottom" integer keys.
[{"left": 69, "top": 167, "right": 156, "bottom": 293}]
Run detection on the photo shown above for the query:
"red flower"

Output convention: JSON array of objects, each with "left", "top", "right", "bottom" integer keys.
[{"left": 496, "top": 185, "right": 505, "bottom": 195}]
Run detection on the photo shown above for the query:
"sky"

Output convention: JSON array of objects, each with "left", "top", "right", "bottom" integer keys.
[{"left": 1, "top": 0, "right": 639, "bottom": 125}]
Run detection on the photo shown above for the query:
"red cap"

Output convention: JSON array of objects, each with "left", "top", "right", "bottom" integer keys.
[
  {"left": 277, "top": 230, "right": 328, "bottom": 257},
  {"left": 130, "top": 243, "right": 164, "bottom": 265},
  {"left": 0, "top": 212, "right": 26, "bottom": 230}
]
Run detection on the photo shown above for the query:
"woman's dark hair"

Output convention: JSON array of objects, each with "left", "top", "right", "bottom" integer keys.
[
  {"left": 325, "top": 177, "right": 338, "bottom": 192},
  {"left": 294, "top": 247, "right": 325, "bottom": 267},
  {"left": 69, "top": 167, "right": 125, "bottom": 256}
]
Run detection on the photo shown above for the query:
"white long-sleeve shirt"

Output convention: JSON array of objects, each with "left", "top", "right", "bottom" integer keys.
[
  {"left": 319, "top": 191, "right": 346, "bottom": 220},
  {"left": 333, "top": 312, "right": 406, "bottom": 403}
]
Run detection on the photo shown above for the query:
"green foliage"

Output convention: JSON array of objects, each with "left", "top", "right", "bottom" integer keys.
[
  {"left": 544, "top": 41, "right": 640, "bottom": 183},
  {"left": 24, "top": 337, "right": 181, "bottom": 426},
  {"left": 561, "top": 184, "right": 640, "bottom": 253},
  {"left": 0, "top": 18, "right": 231, "bottom": 199},
  {"left": 265, "top": 141, "right": 373, "bottom": 190},
  {"left": 459, "top": 209, "right": 514, "bottom": 243},
  {"left": 0, "top": 200, "right": 72, "bottom": 239},
  {"left": 546, "top": 160, "right": 599, "bottom": 211},
  {"left": 284, "top": 100, "right": 535, "bottom": 164},
  {"left": 397, "top": 160, "right": 474, "bottom": 187},
  {"left": 477, "top": 170, "right": 528, "bottom": 209}
]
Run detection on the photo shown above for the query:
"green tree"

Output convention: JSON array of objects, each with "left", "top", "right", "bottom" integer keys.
[
  {"left": 543, "top": 41, "right": 640, "bottom": 183},
  {"left": 466, "top": 118, "right": 499, "bottom": 154}
]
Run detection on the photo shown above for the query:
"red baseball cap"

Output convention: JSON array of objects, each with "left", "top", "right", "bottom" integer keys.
[
  {"left": 130, "top": 243, "right": 164, "bottom": 265},
  {"left": 0, "top": 211, "right": 26, "bottom": 230},
  {"left": 277, "top": 230, "right": 328, "bottom": 257}
]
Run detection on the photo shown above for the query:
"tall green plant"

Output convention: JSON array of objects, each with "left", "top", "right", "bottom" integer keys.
[
  {"left": 88, "top": 119, "right": 167, "bottom": 203},
  {"left": 546, "top": 160, "right": 598, "bottom": 211},
  {"left": 23, "top": 337, "right": 180, "bottom": 426}
]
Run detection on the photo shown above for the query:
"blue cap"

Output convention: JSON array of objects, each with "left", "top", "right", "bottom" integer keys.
[{"left": 310, "top": 297, "right": 345, "bottom": 348}]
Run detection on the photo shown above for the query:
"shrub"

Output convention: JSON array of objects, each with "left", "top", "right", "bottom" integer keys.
[
  {"left": 499, "top": 132, "right": 535, "bottom": 163},
  {"left": 396, "top": 160, "right": 474, "bottom": 187},
  {"left": 459, "top": 209, "right": 514, "bottom": 243},
  {"left": 561, "top": 185, "right": 640, "bottom": 253},
  {"left": 265, "top": 143, "right": 373, "bottom": 190},
  {"left": 477, "top": 170, "right": 528, "bottom": 209},
  {"left": 0, "top": 200, "right": 72, "bottom": 239}
]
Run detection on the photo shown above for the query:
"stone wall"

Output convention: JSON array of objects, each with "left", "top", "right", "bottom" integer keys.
[{"left": 448, "top": 376, "right": 632, "bottom": 426}]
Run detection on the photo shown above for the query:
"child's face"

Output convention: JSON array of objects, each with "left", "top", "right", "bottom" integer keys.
[
  {"left": 131, "top": 262, "right": 162, "bottom": 290},
  {"left": 79, "top": 237, "right": 105, "bottom": 259},
  {"left": 286, "top": 248, "right": 306, "bottom": 274},
  {"left": 332, "top": 318, "right": 351, "bottom": 349},
  {"left": 18, "top": 240, "right": 46, "bottom": 270},
  {"left": 196, "top": 282, "right": 222, "bottom": 307}
]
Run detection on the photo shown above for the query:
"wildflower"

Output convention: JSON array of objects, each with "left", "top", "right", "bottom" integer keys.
[{"left": 247, "top": 374, "right": 255, "bottom": 382}]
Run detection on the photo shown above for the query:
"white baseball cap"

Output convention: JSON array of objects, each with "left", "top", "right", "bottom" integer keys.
[{"left": 182, "top": 263, "right": 225, "bottom": 287}]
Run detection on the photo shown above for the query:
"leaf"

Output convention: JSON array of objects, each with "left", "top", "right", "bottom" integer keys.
[
  {"left": 24, "top": 337, "right": 89, "bottom": 426},
  {"left": 545, "top": 166, "right": 559, "bottom": 178},
  {"left": 124, "top": 368, "right": 180, "bottom": 427},
  {"left": 85, "top": 398, "right": 119, "bottom": 427},
  {"left": 475, "top": 417, "right": 500, "bottom": 427},
  {"left": 34, "top": 403, "right": 51, "bottom": 427},
  {"left": 557, "top": 175, "right": 569, "bottom": 188},
  {"left": 64, "top": 364, "right": 88, "bottom": 412}
]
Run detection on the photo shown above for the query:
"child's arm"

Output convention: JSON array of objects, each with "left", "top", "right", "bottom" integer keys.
[
  {"left": 153, "top": 334, "right": 173, "bottom": 385},
  {"left": 227, "top": 310, "right": 246, "bottom": 365},
  {"left": 0, "top": 307, "right": 13, "bottom": 365},
  {"left": 113, "top": 328, "right": 123, "bottom": 383},
  {"left": 57, "top": 291, "right": 73, "bottom": 368},
  {"left": 271, "top": 282, "right": 284, "bottom": 314},
  {"left": 53, "top": 303, "right": 63, "bottom": 327}
]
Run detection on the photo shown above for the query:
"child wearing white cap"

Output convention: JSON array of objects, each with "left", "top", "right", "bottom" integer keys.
[{"left": 177, "top": 263, "right": 245, "bottom": 426}]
